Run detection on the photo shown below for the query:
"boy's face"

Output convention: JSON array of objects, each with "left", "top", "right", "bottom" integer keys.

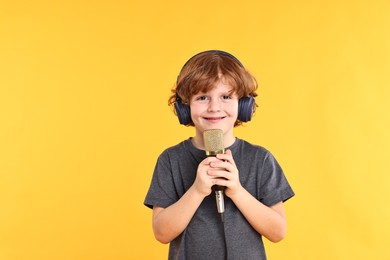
[{"left": 189, "top": 80, "right": 238, "bottom": 139}]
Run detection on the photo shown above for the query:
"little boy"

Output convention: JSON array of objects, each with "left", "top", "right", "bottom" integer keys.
[{"left": 144, "top": 50, "right": 294, "bottom": 260}]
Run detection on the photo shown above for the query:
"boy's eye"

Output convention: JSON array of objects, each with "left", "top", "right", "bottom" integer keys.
[
  {"left": 222, "top": 95, "right": 231, "bottom": 100},
  {"left": 197, "top": 96, "right": 208, "bottom": 101}
]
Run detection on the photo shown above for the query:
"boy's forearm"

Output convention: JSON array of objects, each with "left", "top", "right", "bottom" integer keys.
[
  {"left": 229, "top": 187, "right": 287, "bottom": 243},
  {"left": 152, "top": 186, "right": 205, "bottom": 244}
]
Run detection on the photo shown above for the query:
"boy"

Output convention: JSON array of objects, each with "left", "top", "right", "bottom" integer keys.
[{"left": 144, "top": 50, "right": 294, "bottom": 259}]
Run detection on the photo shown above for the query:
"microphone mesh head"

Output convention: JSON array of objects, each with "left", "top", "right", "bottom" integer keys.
[{"left": 203, "top": 129, "right": 225, "bottom": 156}]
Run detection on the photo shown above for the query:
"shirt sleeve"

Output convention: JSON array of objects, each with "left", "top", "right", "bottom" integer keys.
[
  {"left": 144, "top": 151, "right": 179, "bottom": 209},
  {"left": 258, "top": 151, "right": 295, "bottom": 207}
]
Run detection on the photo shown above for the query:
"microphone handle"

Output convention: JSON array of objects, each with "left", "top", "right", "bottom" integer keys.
[
  {"left": 212, "top": 185, "right": 225, "bottom": 222},
  {"left": 206, "top": 152, "right": 226, "bottom": 221},
  {"left": 212, "top": 184, "right": 225, "bottom": 192}
]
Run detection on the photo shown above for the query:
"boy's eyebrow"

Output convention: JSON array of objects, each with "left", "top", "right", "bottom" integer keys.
[{"left": 227, "top": 89, "right": 237, "bottom": 96}]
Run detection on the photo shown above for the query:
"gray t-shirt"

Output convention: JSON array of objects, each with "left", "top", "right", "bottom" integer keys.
[{"left": 144, "top": 138, "right": 294, "bottom": 260}]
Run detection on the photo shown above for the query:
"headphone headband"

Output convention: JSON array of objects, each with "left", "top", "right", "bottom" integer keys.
[{"left": 180, "top": 50, "right": 244, "bottom": 71}]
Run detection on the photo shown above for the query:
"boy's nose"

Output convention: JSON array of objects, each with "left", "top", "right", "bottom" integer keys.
[{"left": 207, "top": 99, "right": 221, "bottom": 112}]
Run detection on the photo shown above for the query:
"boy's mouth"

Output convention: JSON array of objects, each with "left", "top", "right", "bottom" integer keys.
[{"left": 204, "top": 117, "right": 226, "bottom": 122}]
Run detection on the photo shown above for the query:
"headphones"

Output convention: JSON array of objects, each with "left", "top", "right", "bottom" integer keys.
[{"left": 174, "top": 50, "right": 255, "bottom": 125}]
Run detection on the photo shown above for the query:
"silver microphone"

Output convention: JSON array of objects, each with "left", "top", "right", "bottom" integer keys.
[{"left": 203, "top": 129, "right": 225, "bottom": 222}]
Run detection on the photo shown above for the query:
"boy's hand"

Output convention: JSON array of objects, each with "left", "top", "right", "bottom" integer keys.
[
  {"left": 193, "top": 156, "right": 222, "bottom": 197},
  {"left": 208, "top": 149, "right": 242, "bottom": 198}
]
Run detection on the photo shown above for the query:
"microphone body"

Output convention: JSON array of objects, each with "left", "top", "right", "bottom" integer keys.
[{"left": 203, "top": 129, "right": 225, "bottom": 222}]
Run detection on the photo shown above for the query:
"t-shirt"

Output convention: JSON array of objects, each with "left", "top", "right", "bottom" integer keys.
[{"left": 144, "top": 138, "right": 295, "bottom": 260}]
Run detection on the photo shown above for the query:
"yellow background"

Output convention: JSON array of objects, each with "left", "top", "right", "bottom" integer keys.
[{"left": 1, "top": 1, "right": 389, "bottom": 259}]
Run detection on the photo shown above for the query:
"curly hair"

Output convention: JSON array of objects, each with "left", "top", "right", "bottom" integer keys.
[{"left": 168, "top": 50, "right": 258, "bottom": 126}]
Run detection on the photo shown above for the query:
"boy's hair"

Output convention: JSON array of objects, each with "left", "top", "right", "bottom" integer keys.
[{"left": 168, "top": 50, "right": 258, "bottom": 126}]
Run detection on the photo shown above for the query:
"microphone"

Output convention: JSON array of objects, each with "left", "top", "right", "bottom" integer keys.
[{"left": 203, "top": 129, "right": 225, "bottom": 222}]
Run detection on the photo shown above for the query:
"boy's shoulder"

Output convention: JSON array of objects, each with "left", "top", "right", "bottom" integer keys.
[
  {"left": 162, "top": 138, "right": 191, "bottom": 153},
  {"left": 235, "top": 138, "right": 270, "bottom": 155},
  {"left": 159, "top": 138, "right": 203, "bottom": 159}
]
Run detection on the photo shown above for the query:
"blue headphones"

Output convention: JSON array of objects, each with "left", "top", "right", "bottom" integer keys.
[{"left": 174, "top": 50, "right": 255, "bottom": 125}]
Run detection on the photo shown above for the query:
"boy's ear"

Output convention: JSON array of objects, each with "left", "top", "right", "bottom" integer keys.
[
  {"left": 174, "top": 98, "right": 192, "bottom": 125},
  {"left": 238, "top": 96, "right": 255, "bottom": 122}
]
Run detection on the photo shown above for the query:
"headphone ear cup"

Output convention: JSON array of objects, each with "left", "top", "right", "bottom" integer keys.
[
  {"left": 238, "top": 96, "right": 255, "bottom": 122},
  {"left": 174, "top": 101, "right": 192, "bottom": 125}
]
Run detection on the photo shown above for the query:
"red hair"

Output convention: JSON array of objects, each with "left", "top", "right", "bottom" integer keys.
[{"left": 168, "top": 51, "right": 258, "bottom": 126}]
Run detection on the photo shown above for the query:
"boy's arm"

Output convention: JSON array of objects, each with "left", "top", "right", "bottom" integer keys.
[
  {"left": 229, "top": 189, "right": 287, "bottom": 243},
  {"left": 152, "top": 186, "right": 204, "bottom": 244},
  {"left": 152, "top": 156, "right": 219, "bottom": 244},
  {"left": 210, "top": 150, "right": 287, "bottom": 242}
]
